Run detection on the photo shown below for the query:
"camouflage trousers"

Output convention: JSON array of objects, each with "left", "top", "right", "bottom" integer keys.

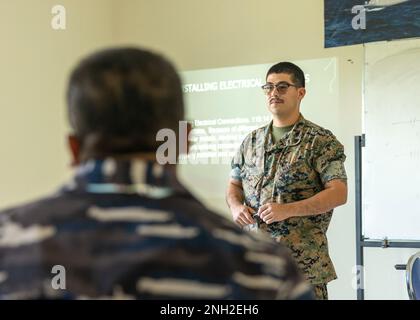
[{"left": 313, "top": 283, "right": 328, "bottom": 300}]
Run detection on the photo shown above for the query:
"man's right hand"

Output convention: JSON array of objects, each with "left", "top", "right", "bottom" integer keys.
[{"left": 230, "top": 204, "right": 256, "bottom": 227}]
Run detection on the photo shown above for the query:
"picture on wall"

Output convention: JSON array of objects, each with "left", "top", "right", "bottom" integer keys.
[{"left": 324, "top": 0, "right": 420, "bottom": 48}]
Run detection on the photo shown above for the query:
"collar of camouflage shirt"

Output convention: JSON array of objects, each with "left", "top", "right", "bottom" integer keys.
[
  {"left": 64, "top": 158, "right": 187, "bottom": 199},
  {"left": 264, "top": 113, "right": 306, "bottom": 153}
]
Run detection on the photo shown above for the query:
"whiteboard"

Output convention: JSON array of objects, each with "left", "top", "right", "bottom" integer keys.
[{"left": 363, "top": 38, "right": 420, "bottom": 240}]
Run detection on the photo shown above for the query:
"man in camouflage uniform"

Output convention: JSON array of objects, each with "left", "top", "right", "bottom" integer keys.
[
  {"left": 226, "top": 62, "right": 347, "bottom": 300},
  {"left": 0, "top": 49, "right": 313, "bottom": 300}
]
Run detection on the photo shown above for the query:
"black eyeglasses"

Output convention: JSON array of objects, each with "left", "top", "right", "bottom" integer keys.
[{"left": 261, "top": 81, "right": 298, "bottom": 95}]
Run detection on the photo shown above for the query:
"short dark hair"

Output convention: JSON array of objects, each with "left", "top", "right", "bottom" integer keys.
[
  {"left": 266, "top": 62, "right": 305, "bottom": 88},
  {"left": 67, "top": 47, "right": 184, "bottom": 161}
]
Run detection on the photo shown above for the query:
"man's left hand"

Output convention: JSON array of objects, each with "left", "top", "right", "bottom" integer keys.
[{"left": 258, "top": 203, "right": 291, "bottom": 224}]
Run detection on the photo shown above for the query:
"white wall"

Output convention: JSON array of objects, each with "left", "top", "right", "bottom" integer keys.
[{"left": 0, "top": 0, "right": 116, "bottom": 208}]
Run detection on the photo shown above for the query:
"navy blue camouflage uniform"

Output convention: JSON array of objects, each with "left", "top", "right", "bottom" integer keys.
[{"left": 0, "top": 159, "right": 313, "bottom": 299}]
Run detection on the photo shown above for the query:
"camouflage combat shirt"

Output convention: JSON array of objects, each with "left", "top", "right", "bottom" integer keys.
[
  {"left": 231, "top": 114, "right": 347, "bottom": 284},
  {"left": 0, "top": 158, "right": 313, "bottom": 299}
]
